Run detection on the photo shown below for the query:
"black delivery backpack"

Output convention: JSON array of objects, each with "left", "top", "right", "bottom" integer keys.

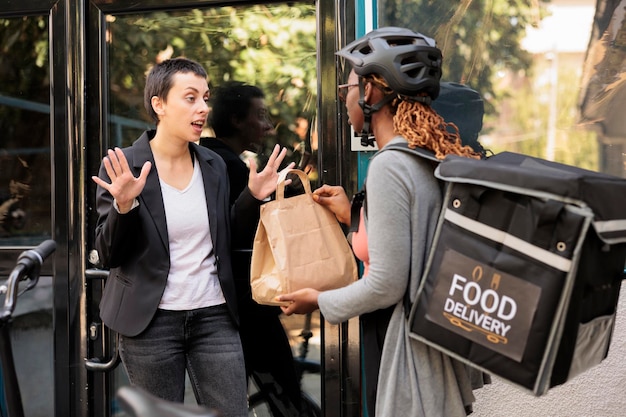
[{"left": 403, "top": 149, "right": 626, "bottom": 396}]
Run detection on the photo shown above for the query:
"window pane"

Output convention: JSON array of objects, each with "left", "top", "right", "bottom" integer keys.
[{"left": 0, "top": 16, "right": 52, "bottom": 246}]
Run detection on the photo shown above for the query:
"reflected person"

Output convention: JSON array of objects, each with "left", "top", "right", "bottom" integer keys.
[{"left": 200, "top": 81, "right": 303, "bottom": 415}]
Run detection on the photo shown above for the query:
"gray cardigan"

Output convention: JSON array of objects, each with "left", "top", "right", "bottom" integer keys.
[{"left": 318, "top": 136, "right": 475, "bottom": 416}]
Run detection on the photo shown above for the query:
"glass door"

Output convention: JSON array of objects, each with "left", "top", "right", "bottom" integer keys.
[
  {"left": 0, "top": 0, "right": 82, "bottom": 416},
  {"left": 0, "top": 11, "right": 54, "bottom": 417},
  {"left": 1, "top": 1, "right": 358, "bottom": 416},
  {"left": 84, "top": 1, "right": 358, "bottom": 416}
]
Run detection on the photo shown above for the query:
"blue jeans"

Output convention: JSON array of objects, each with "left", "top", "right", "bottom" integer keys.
[{"left": 119, "top": 304, "right": 247, "bottom": 417}]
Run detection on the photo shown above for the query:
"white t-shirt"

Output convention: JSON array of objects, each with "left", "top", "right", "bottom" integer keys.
[{"left": 158, "top": 158, "right": 226, "bottom": 310}]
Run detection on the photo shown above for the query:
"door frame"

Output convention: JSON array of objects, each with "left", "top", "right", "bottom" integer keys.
[
  {"left": 1, "top": 0, "right": 91, "bottom": 416},
  {"left": 82, "top": 1, "right": 360, "bottom": 416},
  {"left": 1, "top": 0, "right": 360, "bottom": 415}
]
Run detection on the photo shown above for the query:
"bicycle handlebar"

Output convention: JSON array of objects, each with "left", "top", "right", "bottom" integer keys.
[
  {"left": 17, "top": 239, "right": 57, "bottom": 271},
  {"left": 1, "top": 239, "right": 56, "bottom": 322}
]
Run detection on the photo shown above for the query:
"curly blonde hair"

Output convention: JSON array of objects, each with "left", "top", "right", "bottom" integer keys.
[{"left": 365, "top": 74, "right": 483, "bottom": 160}]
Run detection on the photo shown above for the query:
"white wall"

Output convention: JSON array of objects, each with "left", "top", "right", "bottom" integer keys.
[{"left": 473, "top": 281, "right": 626, "bottom": 417}]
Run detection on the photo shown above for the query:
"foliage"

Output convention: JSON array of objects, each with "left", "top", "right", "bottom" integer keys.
[
  {"left": 107, "top": 4, "right": 317, "bottom": 149},
  {"left": 379, "top": 0, "right": 547, "bottom": 118},
  {"left": 379, "top": 0, "right": 599, "bottom": 169},
  {"left": 0, "top": 15, "right": 49, "bottom": 148},
  {"left": 0, "top": 15, "right": 51, "bottom": 239},
  {"left": 0, "top": 1, "right": 608, "bottom": 176}
]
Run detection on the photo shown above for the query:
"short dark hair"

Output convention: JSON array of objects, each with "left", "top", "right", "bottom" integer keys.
[
  {"left": 144, "top": 57, "right": 208, "bottom": 124},
  {"left": 208, "top": 81, "right": 265, "bottom": 137}
]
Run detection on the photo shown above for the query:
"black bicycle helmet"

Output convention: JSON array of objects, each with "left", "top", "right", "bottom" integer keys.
[{"left": 336, "top": 26, "right": 443, "bottom": 100}]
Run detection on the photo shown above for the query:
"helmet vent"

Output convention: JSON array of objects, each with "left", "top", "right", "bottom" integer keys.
[
  {"left": 428, "top": 52, "right": 440, "bottom": 61},
  {"left": 388, "top": 38, "right": 414, "bottom": 47}
]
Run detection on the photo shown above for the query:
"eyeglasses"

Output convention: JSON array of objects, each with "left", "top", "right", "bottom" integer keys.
[{"left": 338, "top": 83, "right": 359, "bottom": 102}]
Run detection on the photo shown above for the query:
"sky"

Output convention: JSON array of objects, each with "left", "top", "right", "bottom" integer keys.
[{"left": 522, "top": 4, "right": 595, "bottom": 53}]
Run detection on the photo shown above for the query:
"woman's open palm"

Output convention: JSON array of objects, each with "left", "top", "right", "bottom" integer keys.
[
  {"left": 92, "top": 147, "right": 151, "bottom": 212},
  {"left": 247, "top": 144, "right": 294, "bottom": 200}
]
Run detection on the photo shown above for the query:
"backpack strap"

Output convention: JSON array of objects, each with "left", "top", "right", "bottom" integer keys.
[
  {"left": 367, "top": 142, "right": 445, "bottom": 317},
  {"left": 379, "top": 142, "right": 440, "bottom": 163},
  {"left": 349, "top": 188, "right": 366, "bottom": 233}
]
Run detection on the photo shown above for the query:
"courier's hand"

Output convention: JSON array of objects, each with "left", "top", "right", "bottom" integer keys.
[
  {"left": 278, "top": 289, "right": 320, "bottom": 315},
  {"left": 312, "top": 185, "right": 351, "bottom": 225},
  {"left": 248, "top": 144, "right": 295, "bottom": 200}
]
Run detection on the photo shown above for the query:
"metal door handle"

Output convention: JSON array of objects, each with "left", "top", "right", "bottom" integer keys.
[
  {"left": 84, "top": 267, "right": 120, "bottom": 372},
  {"left": 85, "top": 331, "right": 120, "bottom": 371}
]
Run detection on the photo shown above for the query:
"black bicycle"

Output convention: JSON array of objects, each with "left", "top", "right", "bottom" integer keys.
[
  {"left": 247, "top": 312, "right": 322, "bottom": 417},
  {"left": 0, "top": 239, "right": 56, "bottom": 417}
]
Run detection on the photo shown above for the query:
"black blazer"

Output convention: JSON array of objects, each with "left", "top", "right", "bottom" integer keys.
[{"left": 94, "top": 131, "right": 260, "bottom": 336}]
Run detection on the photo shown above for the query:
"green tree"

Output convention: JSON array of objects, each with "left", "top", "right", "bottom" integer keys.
[
  {"left": 107, "top": 4, "right": 317, "bottom": 149},
  {"left": 0, "top": 15, "right": 51, "bottom": 239},
  {"left": 379, "top": 0, "right": 547, "bottom": 115},
  {"left": 379, "top": 0, "right": 599, "bottom": 169},
  {"left": 0, "top": 15, "right": 49, "bottom": 148}
]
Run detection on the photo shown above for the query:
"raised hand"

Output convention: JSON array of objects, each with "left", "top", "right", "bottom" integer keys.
[
  {"left": 247, "top": 144, "right": 295, "bottom": 201},
  {"left": 92, "top": 147, "right": 152, "bottom": 213}
]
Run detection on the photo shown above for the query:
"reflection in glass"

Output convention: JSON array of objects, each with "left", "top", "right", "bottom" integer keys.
[
  {"left": 106, "top": 4, "right": 318, "bottom": 184},
  {"left": 0, "top": 16, "right": 52, "bottom": 246},
  {"left": 0, "top": 15, "right": 54, "bottom": 417}
]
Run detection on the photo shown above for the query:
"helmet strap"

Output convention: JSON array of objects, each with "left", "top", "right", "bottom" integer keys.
[
  {"left": 404, "top": 95, "right": 432, "bottom": 105},
  {"left": 357, "top": 81, "right": 396, "bottom": 147}
]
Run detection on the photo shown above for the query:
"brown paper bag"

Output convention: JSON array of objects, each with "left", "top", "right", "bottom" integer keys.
[{"left": 250, "top": 169, "right": 358, "bottom": 305}]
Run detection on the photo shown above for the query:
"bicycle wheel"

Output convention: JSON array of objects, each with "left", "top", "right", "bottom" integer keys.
[
  {"left": 248, "top": 391, "right": 272, "bottom": 417},
  {"left": 248, "top": 391, "right": 321, "bottom": 417}
]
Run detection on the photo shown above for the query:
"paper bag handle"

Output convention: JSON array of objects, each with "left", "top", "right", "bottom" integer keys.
[{"left": 276, "top": 169, "right": 312, "bottom": 200}]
